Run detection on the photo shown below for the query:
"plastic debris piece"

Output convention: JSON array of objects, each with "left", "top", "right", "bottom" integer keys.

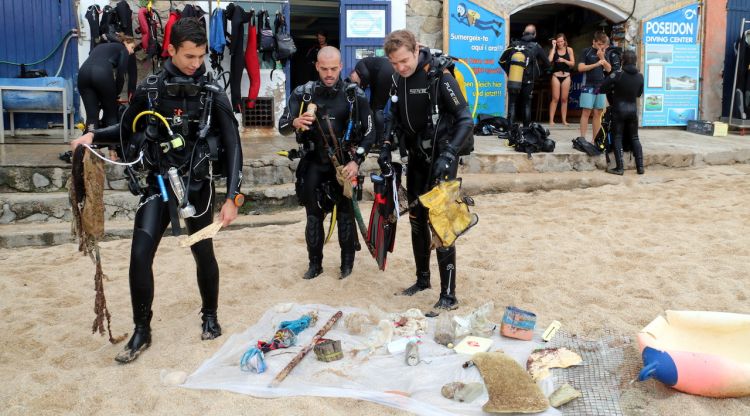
[
  {"left": 527, "top": 347, "right": 583, "bottom": 381},
  {"left": 549, "top": 383, "right": 582, "bottom": 407}
]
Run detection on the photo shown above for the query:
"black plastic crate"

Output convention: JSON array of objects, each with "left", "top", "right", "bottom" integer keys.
[{"left": 243, "top": 97, "right": 274, "bottom": 127}]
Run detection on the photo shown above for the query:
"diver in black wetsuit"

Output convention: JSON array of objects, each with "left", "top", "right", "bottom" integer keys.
[
  {"left": 279, "top": 46, "right": 375, "bottom": 280},
  {"left": 77, "top": 36, "right": 136, "bottom": 130},
  {"left": 349, "top": 57, "right": 395, "bottom": 143},
  {"left": 382, "top": 30, "right": 474, "bottom": 311},
  {"left": 70, "top": 19, "right": 244, "bottom": 364},
  {"left": 498, "top": 24, "right": 550, "bottom": 127},
  {"left": 600, "top": 50, "right": 644, "bottom": 175}
]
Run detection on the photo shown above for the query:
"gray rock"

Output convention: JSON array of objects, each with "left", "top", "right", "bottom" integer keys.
[
  {"left": 19, "top": 213, "right": 49, "bottom": 223},
  {"left": 0, "top": 203, "right": 17, "bottom": 224}
]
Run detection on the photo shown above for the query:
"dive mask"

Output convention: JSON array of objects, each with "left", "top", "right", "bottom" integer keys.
[{"left": 165, "top": 76, "right": 203, "bottom": 97}]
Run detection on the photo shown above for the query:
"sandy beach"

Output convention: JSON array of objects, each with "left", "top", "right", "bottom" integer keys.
[{"left": 2, "top": 164, "right": 750, "bottom": 415}]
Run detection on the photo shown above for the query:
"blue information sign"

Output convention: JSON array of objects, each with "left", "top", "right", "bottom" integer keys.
[
  {"left": 642, "top": 4, "right": 701, "bottom": 126},
  {"left": 444, "top": 0, "right": 507, "bottom": 117}
]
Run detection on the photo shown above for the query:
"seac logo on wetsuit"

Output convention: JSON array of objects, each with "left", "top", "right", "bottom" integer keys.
[
  {"left": 409, "top": 88, "right": 428, "bottom": 94},
  {"left": 444, "top": 81, "right": 460, "bottom": 106}
]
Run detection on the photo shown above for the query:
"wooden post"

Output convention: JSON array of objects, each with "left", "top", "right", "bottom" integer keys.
[{"left": 269, "top": 310, "right": 343, "bottom": 388}]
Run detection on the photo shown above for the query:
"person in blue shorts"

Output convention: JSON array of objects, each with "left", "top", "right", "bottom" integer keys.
[{"left": 576, "top": 31, "right": 612, "bottom": 144}]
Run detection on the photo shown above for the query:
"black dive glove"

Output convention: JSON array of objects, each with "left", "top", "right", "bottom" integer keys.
[
  {"left": 431, "top": 148, "right": 457, "bottom": 183},
  {"left": 378, "top": 142, "right": 393, "bottom": 173}
]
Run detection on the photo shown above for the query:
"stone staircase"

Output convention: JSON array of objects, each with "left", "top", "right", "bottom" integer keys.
[{"left": 3, "top": 129, "right": 750, "bottom": 248}]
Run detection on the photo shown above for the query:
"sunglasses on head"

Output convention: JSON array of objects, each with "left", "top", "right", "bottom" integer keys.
[{"left": 164, "top": 76, "right": 203, "bottom": 97}]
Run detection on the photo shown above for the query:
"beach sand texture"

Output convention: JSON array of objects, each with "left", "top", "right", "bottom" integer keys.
[{"left": 2, "top": 165, "right": 750, "bottom": 415}]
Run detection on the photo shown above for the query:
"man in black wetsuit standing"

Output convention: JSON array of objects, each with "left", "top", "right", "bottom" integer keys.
[
  {"left": 382, "top": 30, "right": 474, "bottom": 311},
  {"left": 498, "top": 24, "right": 550, "bottom": 127},
  {"left": 70, "top": 18, "right": 244, "bottom": 364},
  {"left": 349, "top": 56, "right": 395, "bottom": 144},
  {"left": 279, "top": 46, "right": 375, "bottom": 280},
  {"left": 600, "top": 50, "right": 644, "bottom": 175}
]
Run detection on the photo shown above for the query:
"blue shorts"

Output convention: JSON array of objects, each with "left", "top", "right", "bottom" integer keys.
[{"left": 579, "top": 86, "right": 606, "bottom": 110}]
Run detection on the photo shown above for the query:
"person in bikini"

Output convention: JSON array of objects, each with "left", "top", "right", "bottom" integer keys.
[{"left": 548, "top": 33, "right": 574, "bottom": 125}]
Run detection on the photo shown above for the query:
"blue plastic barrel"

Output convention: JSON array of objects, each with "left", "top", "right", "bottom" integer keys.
[{"left": 0, "top": 77, "right": 73, "bottom": 111}]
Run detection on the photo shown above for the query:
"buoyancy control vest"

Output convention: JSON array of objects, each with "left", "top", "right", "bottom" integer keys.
[{"left": 390, "top": 49, "right": 474, "bottom": 158}]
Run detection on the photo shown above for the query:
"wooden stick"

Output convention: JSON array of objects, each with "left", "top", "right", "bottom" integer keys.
[{"left": 269, "top": 310, "right": 343, "bottom": 388}]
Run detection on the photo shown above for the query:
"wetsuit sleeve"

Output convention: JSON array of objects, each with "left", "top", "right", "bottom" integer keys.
[
  {"left": 536, "top": 45, "right": 551, "bottom": 72},
  {"left": 498, "top": 46, "right": 513, "bottom": 74},
  {"left": 354, "top": 59, "right": 371, "bottom": 89},
  {"left": 637, "top": 74, "right": 644, "bottom": 97},
  {"left": 127, "top": 56, "right": 137, "bottom": 96},
  {"left": 356, "top": 91, "right": 375, "bottom": 153},
  {"left": 278, "top": 86, "right": 303, "bottom": 136},
  {"left": 439, "top": 73, "right": 473, "bottom": 154},
  {"left": 213, "top": 93, "right": 244, "bottom": 198},
  {"left": 600, "top": 73, "right": 616, "bottom": 95},
  {"left": 114, "top": 47, "right": 129, "bottom": 96},
  {"left": 92, "top": 90, "right": 148, "bottom": 144}
]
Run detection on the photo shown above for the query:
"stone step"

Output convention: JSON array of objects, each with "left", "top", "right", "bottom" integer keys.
[
  {"left": 0, "top": 183, "right": 299, "bottom": 225},
  {"left": 7, "top": 132, "right": 750, "bottom": 193},
  {"left": 7, "top": 165, "right": 750, "bottom": 247}
]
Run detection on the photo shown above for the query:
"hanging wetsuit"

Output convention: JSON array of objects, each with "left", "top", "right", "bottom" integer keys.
[
  {"left": 225, "top": 3, "right": 248, "bottom": 113},
  {"left": 600, "top": 63, "right": 644, "bottom": 175},
  {"left": 245, "top": 11, "right": 261, "bottom": 109},
  {"left": 353, "top": 56, "right": 395, "bottom": 142},
  {"left": 382, "top": 48, "right": 473, "bottom": 310},
  {"left": 209, "top": 7, "right": 227, "bottom": 73},
  {"left": 85, "top": 5, "right": 102, "bottom": 52},
  {"left": 89, "top": 59, "right": 243, "bottom": 363},
  {"left": 78, "top": 42, "right": 130, "bottom": 130},
  {"left": 162, "top": 10, "right": 181, "bottom": 59},
  {"left": 115, "top": 0, "right": 133, "bottom": 35},
  {"left": 278, "top": 79, "right": 376, "bottom": 279},
  {"left": 112, "top": 0, "right": 137, "bottom": 98}
]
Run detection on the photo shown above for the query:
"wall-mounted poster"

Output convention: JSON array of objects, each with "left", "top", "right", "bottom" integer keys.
[
  {"left": 444, "top": 0, "right": 508, "bottom": 118},
  {"left": 346, "top": 10, "right": 386, "bottom": 38},
  {"left": 642, "top": 3, "right": 701, "bottom": 126}
]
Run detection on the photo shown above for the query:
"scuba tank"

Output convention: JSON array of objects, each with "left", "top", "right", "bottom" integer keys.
[{"left": 508, "top": 49, "right": 527, "bottom": 93}]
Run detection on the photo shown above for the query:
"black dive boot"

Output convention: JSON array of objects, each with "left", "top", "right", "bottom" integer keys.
[
  {"left": 340, "top": 251, "right": 355, "bottom": 279},
  {"left": 303, "top": 215, "right": 324, "bottom": 279},
  {"left": 400, "top": 271, "right": 432, "bottom": 296},
  {"left": 632, "top": 138, "right": 645, "bottom": 174},
  {"left": 399, "top": 213, "right": 433, "bottom": 295},
  {"left": 115, "top": 308, "right": 152, "bottom": 364},
  {"left": 200, "top": 308, "right": 222, "bottom": 340},
  {"left": 606, "top": 144, "right": 625, "bottom": 175},
  {"left": 338, "top": 214, "right": 357, "bottom": 279},
  {"left": 433, "top": 248, "right": 458, "bottom": 310}
]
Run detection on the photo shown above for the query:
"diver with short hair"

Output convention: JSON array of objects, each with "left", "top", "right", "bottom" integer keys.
[
  {"left": 383, "top": 30, "right": 474, "bottom": 311},
  {"left": 279, "top": 46, "right": 375, "bottom": 280},
  {"left": 70, "top": 18, "right": 244, "bottom": 363}
]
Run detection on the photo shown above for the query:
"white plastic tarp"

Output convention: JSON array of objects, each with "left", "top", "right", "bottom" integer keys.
[{"left": 182, "top": 304, "right": 561, "bottom": 416}]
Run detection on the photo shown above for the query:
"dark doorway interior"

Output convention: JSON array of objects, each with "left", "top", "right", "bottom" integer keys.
[
  {"left": 289, "top": 0, "right": 340, "bottom": 88},
  {"left": 510, "top": 4, "right": 616, "bottom": 124}
]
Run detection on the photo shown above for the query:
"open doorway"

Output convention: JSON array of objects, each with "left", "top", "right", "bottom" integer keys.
[
  {"left": 510, "top": 4, "right": 621, "bottom": 124},
  {"left": 289, "top": 0, "right": 340, "bottom": 88}
]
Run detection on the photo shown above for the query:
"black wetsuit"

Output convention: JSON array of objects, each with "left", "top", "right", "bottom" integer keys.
[
  {"left": 385, "top": 48, "right": 473, "bottom": 308},
  {"left": 354, "top": 57, "right": 395, "bottom": 143},
  {"left": 91, "top": 59, "right": 243, "bottom": 355},
  {"left": 600, "top": 63, "right": 644, "bottom": 173},
  {"left": 225, "top": 3, "right": 248, "bottom": 112},
  {"left": 499, "top": 35, "right": 549, "bottom": 126},
  {"left": 279, "top": 79, "right": 375, "bottom": 279},
  {"left": 78, "top": 42, "right": 130, "bottom": 129}
]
